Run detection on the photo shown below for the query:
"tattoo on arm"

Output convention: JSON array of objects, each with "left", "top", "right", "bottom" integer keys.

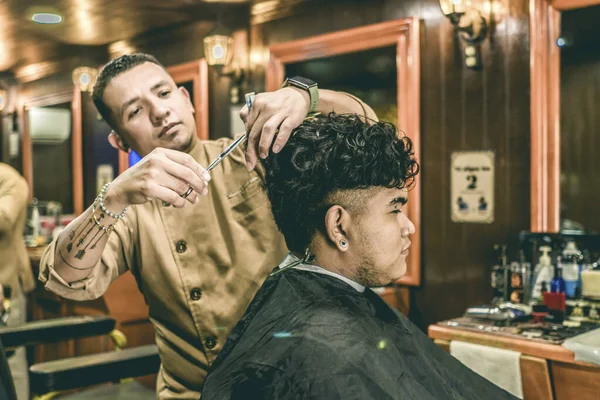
[
  {"left": 65, "top": 208, "right": 109, "bottom": 260},
  {"left": 58, "top": 247, "right": 96, "bottom": 271}
]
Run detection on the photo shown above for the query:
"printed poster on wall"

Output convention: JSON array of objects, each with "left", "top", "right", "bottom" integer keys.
[{"left": 451, "top": 151, "right": 495, "bottom": 223}]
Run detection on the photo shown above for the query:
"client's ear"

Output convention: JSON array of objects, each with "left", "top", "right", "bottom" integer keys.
[{"left": 324, "top": 205, "right": 351, "bottom": 252}]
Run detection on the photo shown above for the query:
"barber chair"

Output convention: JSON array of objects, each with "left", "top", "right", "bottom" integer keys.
[{"left": 0, "top": 315, "right": 159, "bottom": 399}]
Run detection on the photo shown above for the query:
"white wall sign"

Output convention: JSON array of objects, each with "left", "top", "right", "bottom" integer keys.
[{"left": 451, "top": 151, "right": 495, "bottom": 223}]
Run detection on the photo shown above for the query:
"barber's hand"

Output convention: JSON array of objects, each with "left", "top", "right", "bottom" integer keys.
[
  {"left": 240, "top": 87, "right": 310, "bottom": 171},
  {"left": 104, "top": 148, "right": 211, "bottom": 211}
]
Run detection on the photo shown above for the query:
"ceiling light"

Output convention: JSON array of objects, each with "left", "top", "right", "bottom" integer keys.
[
  {"left": 31, "top": 13, "right": 62, "bottom": 24},
  {"left": 72, "top": 67, "right": 98, "bottom": 92}
]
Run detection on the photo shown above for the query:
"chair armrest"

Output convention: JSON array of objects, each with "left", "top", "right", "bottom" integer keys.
[
  {"left": 0, "top": 316, "right": 115, "bottom": 348},
  {"left": 29, "top": 344, "right": 160, "bottom": 394}
]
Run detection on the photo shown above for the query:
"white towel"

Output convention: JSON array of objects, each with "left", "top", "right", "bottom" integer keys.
[
  {"left": 450, "top": 340, "right": 523, "bottom": 399},
  {"left": 562, "top": 327, "right": 600, "bottom": 366}
]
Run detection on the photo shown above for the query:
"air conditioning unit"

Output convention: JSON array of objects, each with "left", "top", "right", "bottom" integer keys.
[{"left": 28, "top": 107, "right": 71, "bottom": 144}]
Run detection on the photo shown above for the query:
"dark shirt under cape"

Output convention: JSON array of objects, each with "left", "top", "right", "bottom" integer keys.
[{"left": 201, "top": 268, "right": 517, "bottom": 400}]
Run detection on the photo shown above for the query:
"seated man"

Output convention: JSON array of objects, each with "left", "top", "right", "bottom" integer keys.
[{"left": 201, "top": 114, "right": 515, "bottom": 400}]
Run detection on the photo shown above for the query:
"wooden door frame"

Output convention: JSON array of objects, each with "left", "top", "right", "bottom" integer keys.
[
  {"left": 530, "top": 0, "right": 600, "bottom": 232},
  {"left": 266, "top": 18, "right": 422, "bottom": 286},
  {"left": 22, "top": 87, "right": 84, "bottom": 215},
  {"left": 118, "top": 58, "right": 210, "bottom": 174}
]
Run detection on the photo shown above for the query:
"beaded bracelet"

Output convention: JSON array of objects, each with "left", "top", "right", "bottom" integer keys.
[
  {"left": 91, "top": 202, "right": 115, "bottom": 234},
  {"left": 97, "top": 182, "right": 128, "bottom": 220}
]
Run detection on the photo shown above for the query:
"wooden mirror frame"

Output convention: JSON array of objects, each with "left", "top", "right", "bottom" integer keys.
[
  {"left": 530, "top": 0, "right": 600, "bottom": 232},
  {"left": 118, "top": 58, "right": 209, "bottom": 174},
  {"left": 266, "top": 18, "right": 422, "bottom": 286},
  {"left": 22, "top": 87, "right": 84, "bottom": 215}
]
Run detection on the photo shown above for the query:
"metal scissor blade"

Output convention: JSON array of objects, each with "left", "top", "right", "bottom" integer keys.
[{"left": 206, "top": 133, "right": 247, "bottom": 172}]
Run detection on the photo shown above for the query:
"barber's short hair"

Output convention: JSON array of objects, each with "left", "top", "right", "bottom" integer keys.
[
  {"left": 92, "top": 53, "right": 165, "bottom": 129},
  {"left": 262, "top": 113, "right": 419, "bottom": 252}
]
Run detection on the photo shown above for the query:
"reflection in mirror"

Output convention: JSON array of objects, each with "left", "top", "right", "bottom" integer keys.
[
  {"left": 28, "top": 103, "right": 74, "bottom": 214},
  {"left": 559, "top": 5, "right": 600, "bottom": 234},
  {"left": 285, "top": 46, "right": 397, "bottom": 124}
]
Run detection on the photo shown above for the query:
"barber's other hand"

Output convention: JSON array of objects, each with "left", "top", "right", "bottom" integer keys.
[
  {"left": 104, "top": 148, "right": 211, "bottom": 211},
  {"left": 240, "top": 87, "right": 310, "bottom": 171}
]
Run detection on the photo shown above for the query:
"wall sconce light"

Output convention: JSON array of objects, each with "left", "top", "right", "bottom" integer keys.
[
  {"left": 439, "top": 0, "right": 488, "bottom": 69},
  {"left": 204, "top": 22, "right": 235, "bottom": 71},
  {"left": 203, "top": 22, "right": 246, "bottom": 104},
  {"left": 72, "top": 66, "right": 98, "bottom": 92},
  {"left": 0, "top": 89, "right": 7, "bottom": 112}
]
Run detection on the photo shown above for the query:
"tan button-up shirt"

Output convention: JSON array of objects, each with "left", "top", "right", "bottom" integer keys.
[
  {"left": 38, "top": 137, "right": 288, "bottom": 398},
  {"left": 0, "top": 163, "right": 35, "bottom": 296}
]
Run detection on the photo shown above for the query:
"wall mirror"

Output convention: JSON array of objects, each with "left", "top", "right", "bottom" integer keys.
[
  {"left": 118, "top": 59, "right": 209, "bottom": 174},
  {"left": 22, "top": 87, "right": 83, "bottom": 215},
  {"left": 266, "top": 19, "right": 422, "bottom": 286},
  {"left": 531, "top": 0, "right": 600, "bottom": 234}
]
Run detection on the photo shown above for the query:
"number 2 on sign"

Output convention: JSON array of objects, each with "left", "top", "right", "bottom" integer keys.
[{"left": 466, "top": 175, "right": 477, "bottom": 189}]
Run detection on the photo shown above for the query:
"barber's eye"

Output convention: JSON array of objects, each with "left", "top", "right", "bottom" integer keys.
[
  {"left": 128, "top": 108, "right": 141, "bottom": 119},
  {"left": 159, "top": 90, "right": 171, "bottom": 97}
]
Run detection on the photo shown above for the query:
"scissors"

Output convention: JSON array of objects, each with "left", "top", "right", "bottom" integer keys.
[{"left": 179, "top": 92, "right": 256, "bottom": 200}]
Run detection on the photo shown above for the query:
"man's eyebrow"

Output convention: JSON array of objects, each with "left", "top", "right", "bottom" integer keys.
[
  {"left": 390, "top": 197, "right": 408, "bottom": 205},
  {"left": 119, "top": 80, "right": 170, "bottom": 118}
]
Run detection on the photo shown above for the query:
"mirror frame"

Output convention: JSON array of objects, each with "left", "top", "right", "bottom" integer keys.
[
  {"left": 265, "top": 18, "right": 422, "bottom": 286},
  {"left": 530, "top": 0, "right": 600, "bottom": 232},
  {"left": 118, "top": 58, "right": 209, "bottom": 174},
  {"left": 22, "top": 87, "right": 84, "bottom": 215}
]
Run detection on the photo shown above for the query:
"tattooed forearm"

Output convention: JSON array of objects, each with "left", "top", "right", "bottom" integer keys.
[
  {"left": 65, "top": 204, "right": 113, "bottom": 260},
  {"left": 53, "top": 201, "right": 119, "bottom": 283}
]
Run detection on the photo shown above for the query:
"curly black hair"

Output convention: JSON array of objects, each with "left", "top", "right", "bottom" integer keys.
[
  {"left": 92, "top": 53, "right": 165, "bottom": 130},
  {"left": 262, "top": 113, "right": 419, "bottom": 252}
]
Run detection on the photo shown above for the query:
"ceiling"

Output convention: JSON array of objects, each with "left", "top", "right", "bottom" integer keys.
[{"left": 0, "top": 0, "right": 250, "bottom": 74}]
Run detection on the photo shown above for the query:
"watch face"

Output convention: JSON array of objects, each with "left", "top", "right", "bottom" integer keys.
[{"left": 290, "top": 76, "right": 317, "bottom": 87}]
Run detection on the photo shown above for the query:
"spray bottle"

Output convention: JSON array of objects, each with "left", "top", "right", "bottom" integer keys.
[
  {"left": 562, "top": 241, "right": 583, "bottom": 298},
  {"left": 530, "top": 246, "right": 553, "bottom": 304}
]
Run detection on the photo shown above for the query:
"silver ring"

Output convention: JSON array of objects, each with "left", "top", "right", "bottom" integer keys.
[
  {"left": 245, "top": 92, "right": 255, "bottom": 109},
  {"left": 181, "top": 187, "right": 193, "bottom": 199}
]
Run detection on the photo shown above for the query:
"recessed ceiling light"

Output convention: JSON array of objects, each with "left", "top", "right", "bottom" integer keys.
[{"left": 31, "top": 13, "right": 62, "bottom": 24}]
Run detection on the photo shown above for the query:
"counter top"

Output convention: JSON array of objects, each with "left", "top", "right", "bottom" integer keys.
[{"left": 428, "top": 322, "right": 588, "bottom": 365}]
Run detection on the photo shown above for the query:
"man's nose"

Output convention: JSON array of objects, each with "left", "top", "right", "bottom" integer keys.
[
  {"left": 150, "top": 100, "right": 170, "bottom": 123},
  {"left": 402, "top": 217, "right": 415, "bottom": 237}
]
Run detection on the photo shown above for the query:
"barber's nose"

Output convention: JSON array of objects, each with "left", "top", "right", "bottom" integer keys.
[{"left": 150, "top": 101, "right": 170, "bottom": 123}]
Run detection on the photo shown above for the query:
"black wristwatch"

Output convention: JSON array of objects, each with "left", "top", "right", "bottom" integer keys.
[{"left": 281, "top": 76, "right": 319, "bottom": 114}]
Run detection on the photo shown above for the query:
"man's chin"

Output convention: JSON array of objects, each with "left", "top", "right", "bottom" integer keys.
[
  {"left": 159, "top": 133, "right": 194, "bottom": 152},
  {"left": 391, "top": 262, "right": 407, "bottom": 282}
]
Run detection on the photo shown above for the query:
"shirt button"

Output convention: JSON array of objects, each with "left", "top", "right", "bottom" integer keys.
[
  {"left": 176, "top": 240, "right": 187, "bottom": 253},
  {"left": 190, "top": 288, "right": 202, "bottom": 301},
  {"left": 205, "top": 336, "right": 217, "bottom": 350}
]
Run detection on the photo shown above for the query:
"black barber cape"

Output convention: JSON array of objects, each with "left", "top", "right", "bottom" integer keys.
[{"left": 201, "top": 266, "right": 517, "bottom": 400}]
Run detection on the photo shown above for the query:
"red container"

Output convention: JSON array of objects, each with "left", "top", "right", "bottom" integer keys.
[{"left": 543, "top": 291, "right": 566, "bottom": 311}]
